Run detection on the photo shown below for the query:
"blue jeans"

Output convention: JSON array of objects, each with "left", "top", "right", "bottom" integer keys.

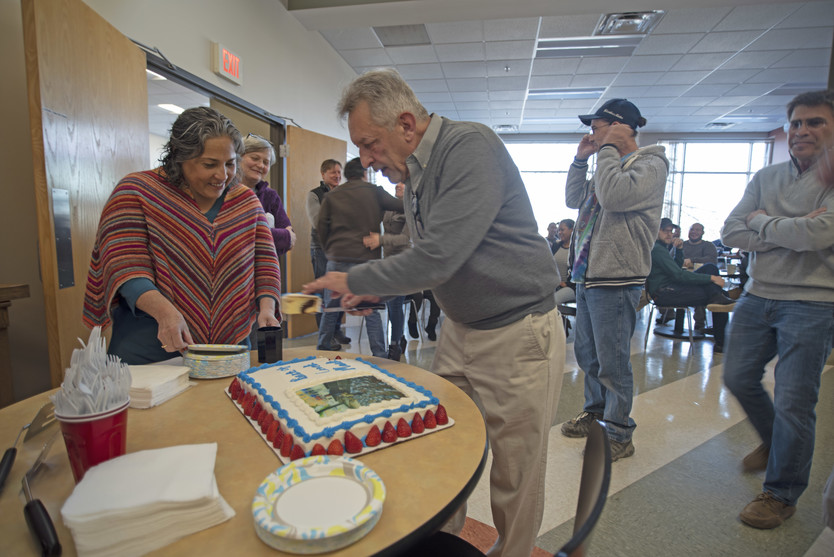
[
  {"left": 317, "top": 260, "right": 386, "bottom": 357},
  {"left": 311, "top": 246, "right": 342, "bottom": 333},
  {"left": 387, "top": 296, "right": 406, "bottom": 343},
  {"left": 723, "top": 293, "right": 834, "bottom": 505},
  {"left": 574, "top": 284, "right": 642, "bottom": 442}
]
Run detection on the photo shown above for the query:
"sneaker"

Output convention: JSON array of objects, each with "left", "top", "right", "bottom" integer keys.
[
  {"left": 317, "top": 342, "right": 341, "bottom": 351},
  {"left": 610, "top": 439, "right": 635, "bottom": 462},
  {"left": 742, "top": 443, "right": 770, "bottom": 473},
  {"left": 334, "top": 331, "right": 352, "bottom": 344},
  {"left": 713, "top": 342, "right": 724, "bottom": 354},
  {"left": 387, "top": 345, "right": 402, "bottom": 361},
  {"left": 739, "top": 492, "right": 796, "bottom": 529},
  {"left": 560, "top": 411, "right": 603, "bottom": 438}
]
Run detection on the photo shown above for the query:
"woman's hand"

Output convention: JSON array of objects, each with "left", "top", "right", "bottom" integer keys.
[
  {"left": 136, "top": 290, "right": 193, "bottom": 352},
  {"left": 363, "top": 232, "right": 381, "bottom": 249},
  {"left": 286, "top": 225, "right": 297, "bottom": 249},
  {"left": 257, "top": 296, "right": 280, "bottom": 328}
]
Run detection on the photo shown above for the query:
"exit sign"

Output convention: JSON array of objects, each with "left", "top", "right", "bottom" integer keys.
[{"left": 211, "top": 42, "right": 242, "bottom": 85}]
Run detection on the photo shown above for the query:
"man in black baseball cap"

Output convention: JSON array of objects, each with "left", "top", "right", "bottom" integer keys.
[
  {"left": 559, "top": 97, "right": 668, "bottom": 461},
  {"left": 579, "top": 98, "right": 645, "bottom": 129}
]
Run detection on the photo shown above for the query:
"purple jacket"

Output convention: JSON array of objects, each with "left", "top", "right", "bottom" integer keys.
[{"left": 254, "top": 181, "right": 293, "bottom": 255}]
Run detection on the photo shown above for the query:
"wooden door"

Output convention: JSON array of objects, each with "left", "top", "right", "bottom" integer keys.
[
  {"left": 285, "top": 127, "right": 346, "bottom": 338},
  {"left": 22, "top": 0, "right": 148, "bottom": 386}
]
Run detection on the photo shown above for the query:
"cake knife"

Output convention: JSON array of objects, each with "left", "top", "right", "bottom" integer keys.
[{"left": 22, "top": 431, "right": 62, "bottom": 556}]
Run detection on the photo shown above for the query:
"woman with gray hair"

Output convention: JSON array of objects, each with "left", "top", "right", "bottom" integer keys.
[
  {"left": 241, "top": 133, "right": 295, "bottom": 255},
  {"left": 83, "top": 106, "right": 282, "bottom": 364}
]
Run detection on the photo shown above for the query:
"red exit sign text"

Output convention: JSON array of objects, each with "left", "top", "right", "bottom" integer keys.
[{"left": 212, "top": 42, "right": 243, "bottom": 85}]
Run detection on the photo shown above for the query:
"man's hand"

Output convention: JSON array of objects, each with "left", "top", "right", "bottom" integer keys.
[
  {"left": 363, "top": 232, "right": 381, "bottom": 250},
  {"left": 803, "top": 207, "right": 827, "bottom": 219},
  {"left": 600, "top": 123, "right": 635, "bottom": 153},
  {"left": 576, "top": 134, "right": 596, "bottom": 160},
  {"left": 673, "top": 238, "right": 684, "bottom": 249},
  {"left": 303, "top": 272, "right": 350, "bottom": 298},
  {"left": 683, "top": 258, "right": 693, "bottom": 269},
  {"left": 710, "top": 275, "right": 726, "bottom": 288},
  {"left": 746, "top": 209, "right": 767, "bottom": 227}
]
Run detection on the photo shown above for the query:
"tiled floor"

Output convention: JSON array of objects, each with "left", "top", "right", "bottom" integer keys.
[{"left": 286, "top": 309, "right": 834, "bottom": 556}]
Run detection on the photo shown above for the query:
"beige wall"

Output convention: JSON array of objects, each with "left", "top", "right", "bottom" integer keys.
[
  {"left": 82, "top": 0, "right": 356, "bottom": 141},
  {"left": 0, "top": 0, "right": 51, "bottom": 400}
]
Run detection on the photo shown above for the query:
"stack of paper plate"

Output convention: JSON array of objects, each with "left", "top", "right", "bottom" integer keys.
[
  {"left": 184, "top": 344, "right": 249, "bottom": 379},
  {"left": 252, "top": 455, "right": 386, "bottom": 554}
]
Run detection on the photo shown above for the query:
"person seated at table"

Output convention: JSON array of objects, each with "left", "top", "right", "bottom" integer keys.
[
  {"left": 83, "top": 107, "right": 282, "bottom": 364},
  {"left": 241, "top": 133, "right": 295, "bottom": 256},
  {"left": 553, "top": 219, "right": 576, "bottom": 305},
  {"left": 682, "top": 222, "right": 718, "bottom": 269},
  {"left": 646, "top": 220, "right": 736, "bottom": 352}
]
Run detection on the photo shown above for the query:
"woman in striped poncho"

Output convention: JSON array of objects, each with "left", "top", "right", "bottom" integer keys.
[{"left": 83, "top": 107, "right": 282, "bottom": 364}]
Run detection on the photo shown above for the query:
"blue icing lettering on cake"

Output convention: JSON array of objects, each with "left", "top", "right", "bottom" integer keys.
[{"left": 228, "top": 356, "right": 450, "bottom": 461}]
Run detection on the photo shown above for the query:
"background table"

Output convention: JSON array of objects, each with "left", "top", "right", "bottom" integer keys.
[{"left": 0, "top": 348, "right": 487, "bottom": 556}]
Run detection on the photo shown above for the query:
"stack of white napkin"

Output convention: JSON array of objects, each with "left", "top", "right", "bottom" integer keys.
[
  {"left": 61, "top": 443, "right": 235, "bottom": 557},
  {"left": 128, "top": 364, "right": 191, "bottom": 408}
]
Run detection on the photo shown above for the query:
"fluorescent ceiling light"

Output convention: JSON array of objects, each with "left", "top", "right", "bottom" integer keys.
[
  {"left": 145, "top": 69, "right": 167, "bottom": 80},
  {"left": 157, "top": 103, "right": 184, "bottom": 115},
  {"left": 527, "top": 88, "right": 605, "bottom": 100},
  {"left": 536, "top": 36, "right": 642, "bottom": 59}
]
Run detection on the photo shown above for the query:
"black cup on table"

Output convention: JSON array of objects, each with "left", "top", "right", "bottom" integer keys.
[{"left": 257, "top": 326, "right": 282, "bottom": 363}]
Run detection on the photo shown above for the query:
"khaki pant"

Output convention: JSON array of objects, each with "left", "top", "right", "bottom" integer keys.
[{"left": 434, "top": 306, "right": 564, "bottom": 557}]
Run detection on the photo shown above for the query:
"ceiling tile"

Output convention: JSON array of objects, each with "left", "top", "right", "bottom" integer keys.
[
  {"left": 450, "top": 91, "right": 489, "bottom": 102},
  {"left": 700, "top": 69, "right": 759, "bottom": 84},
  {"left": 485, "top": 40, "right": 536, "bottom": 60},
  {"left": 408, "top": 79, "right": 450, "bottom": 92},
  {"left": 713, "top": 3, "right": 797, "bottom": 32},
  {"left": 605, "top": 86, "right": 651, "bottom": 98},
  {"left": 644, "top": 85, "right": 691, "bottom": 97},
  {"left": 524, "top": 99, "right": 563, "bottom": 110},
  {"left": 387, "top": 45, "right": 438, "bottom": 64},
  {"left": 612, "top": 72, "right": 663, "bottom": 86},
  {"left": 448, "top": 78, "right": 488, "bottom": 92},
  {"left": 320, "top": 27, "right": 380, "bottom": 50},
  {"left": 719, "top": 50, "right": 790, "bottom": 70},
  {"left": 397, "top": 63, "right": 445, "bottom": 79},
  {"left": 674, "top": 96, "right": 719, "bottom": 106},
  {"left": 522, "top": 109, "right": 557, "bottom": 119},
  {"left": 491, "top": 109, "right": 523, "bottom": 118},
  {"left": 487, "top": 60, "right": 530, "bottom": 77},
  {"left": 484, "top": 18, "right": 540, "bottom": 40},
  {"left": 458, "top": 109, "right": 491, "bottom": 118},
  {"left": 569, "top": 74, "right": 614, "bottom": 88},
  {"left": 672, "top": 52, "right": 734, "bottom": 71},
  {"left": 487, "top": 76, "right": 529, "bottom": 91},
  {"left": 528, "top": 75, "right": 573, "bottom": 89},
  {"left": 624, "top": 54, "right": 683, "bottom": 72},
  {"left": 770, "top": 48, "right": 831, "bottom": 68},
  {"left": 576, "top": 56, "right": 631, "bottom": 74},
  {"left": 746, "top": 27, "right": 834, "bottom": 51},
  {"left": 559, "top": 99, "right": 600, "bottom": 110},
  {"left": 747, "top": 66, "right": 829, "bottom": 84},
  {"left": 490, "top": 100, "right": 525, "bottom": 110},
  {"left": 651, "top": 6, "right": 733, "bottom": 33},
  {"left": 489, "top": 90, "right": 527, "bottom": 101},
  {"left": 441, "top": 61, "right": 488, "bottom": 78},
  {"left": 538, "top": 14, "right": 601, "bottom": 38},
  {"left": 531, "top": 58, "right": 581, "bottom": 76},
  {"left": 339, "top": 48, "right": 393, "bottom": 67},
  {"left": 690, "top": 30, "right": 765, "bottom": 53},
  {"left": 426, "top": 20, "right": 484, "bottom": 44},
  {"left": 652, "top": 106, "right": 700, "bottom": 116},
  {"left": 725, "top": 82, "right": 780, "bottom": 96},
  {"left": 635, "top": 33, "right": 705, "bottom": 55},
  {"left": 776, "top": 1, "right": 834, "bottom": 29},
  {"left": 707, "top": 96, "right": 758, "bottom": 107},
  {"left": 655, "top": 71, "right": 711, "bottom": 85},
  {"left": 422, "top": 102, "right": 457, "bottom": 112},
  {"left": 435, "top": 42, "right": 485, "bottom": 62},
  {"left": 416, "top": 91, "right": 454, "bottom": 103},
  {"left": 683, "top": 83, "right": 734, "bottom": 97}
]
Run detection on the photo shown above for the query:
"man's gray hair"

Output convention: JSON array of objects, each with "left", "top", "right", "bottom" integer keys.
[
  {"left": 337, "top": 69, "right": 429, "bottom": 129},
  {"left": 786, "top": 90, "right": 834, "bottom": 119}
]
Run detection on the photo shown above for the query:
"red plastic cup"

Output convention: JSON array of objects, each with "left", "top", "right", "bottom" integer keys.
[{"left": 56, "top": 400, "right": 129, "bottom": 483}]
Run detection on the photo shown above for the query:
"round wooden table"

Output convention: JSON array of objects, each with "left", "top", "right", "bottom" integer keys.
[{"left": 0, "top": 348, "right": 487, "bottom": 556}]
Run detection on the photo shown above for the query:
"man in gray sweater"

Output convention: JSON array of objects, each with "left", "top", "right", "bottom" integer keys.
[
  {"left": 722, "top": 89, "right": 834, "bottom": 530},
  {"left": 304, "top": 69, "right": 563, "bottom": 557},
  {"left": 559, "top": 99, "right": 668, "bottom": 461}
]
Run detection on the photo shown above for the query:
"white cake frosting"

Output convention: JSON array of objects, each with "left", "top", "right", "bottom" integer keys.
[{"left": 229, "top": 356, "right": 450, "bottom": 461}]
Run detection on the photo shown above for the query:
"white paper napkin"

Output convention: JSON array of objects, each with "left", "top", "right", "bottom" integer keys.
[{"left": 128, "top": 364, "right": 191, "bottom": 409}]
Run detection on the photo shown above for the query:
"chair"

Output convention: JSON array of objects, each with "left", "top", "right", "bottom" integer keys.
[
  {"left": 558, "top": 302, "right": 576, "bottom": 336},
  {"left": 643, "top": 297, "right": 695, "bottom": 351},
  {"left": 398, "top": 421, "right": 612, "bottom": 557}
]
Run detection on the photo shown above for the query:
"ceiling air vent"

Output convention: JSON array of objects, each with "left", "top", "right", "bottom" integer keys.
[
  {"left": 594, "top": 11, "right": 665, "bottom": 36},
  {"left": 493, "top": 124, "right": 518, "bottom": 134},
  {"left": 372, "top": 24, "right": 430, "bottom": 47},
  {"left": 704, "top": 122, "right": 736, "bottom": 130}
]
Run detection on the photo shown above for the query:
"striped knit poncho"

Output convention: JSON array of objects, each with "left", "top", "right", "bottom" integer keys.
[{"left": 83, "top": 169, "right": 282, "bottom": 345}]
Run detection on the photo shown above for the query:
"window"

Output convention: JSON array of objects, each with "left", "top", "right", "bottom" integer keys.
[{"left": 660, "top": 141, "right": 771, "bottom": 241}]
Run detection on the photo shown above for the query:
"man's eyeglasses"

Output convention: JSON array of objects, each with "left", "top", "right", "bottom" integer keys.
[
  {"left": 590, "top": 123, "right": 611, "bottom": 134},
  {"left": 785, "top": 118, "right": 828, "bottom": 132}
]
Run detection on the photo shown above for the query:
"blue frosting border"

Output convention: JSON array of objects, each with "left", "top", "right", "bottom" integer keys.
[{"left": 237, "top": 357, "right": 439, "bottom": 445}]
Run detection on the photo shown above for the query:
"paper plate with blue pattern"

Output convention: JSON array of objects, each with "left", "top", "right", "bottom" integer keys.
[
  {"left": 184, "top": 344, "right": 249, "bottom": 379},
  {"left": 252, "top": 455, "right": 386, "bottom": 554}
]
